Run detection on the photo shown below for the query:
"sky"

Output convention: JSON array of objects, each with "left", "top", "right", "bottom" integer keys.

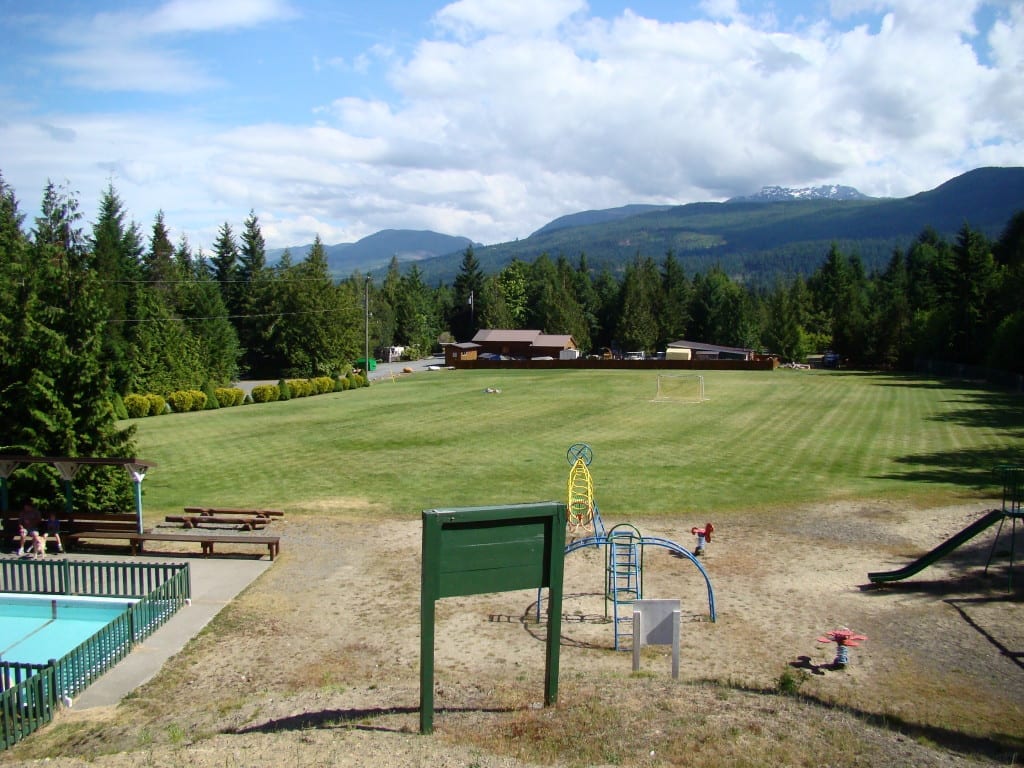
[{"left": 1, "top": 0, "right": 1022, "bottom": 251}]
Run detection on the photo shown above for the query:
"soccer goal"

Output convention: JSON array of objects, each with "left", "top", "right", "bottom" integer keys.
[{"left": 652, "top": 373, "right": 707, "bottom": 403}]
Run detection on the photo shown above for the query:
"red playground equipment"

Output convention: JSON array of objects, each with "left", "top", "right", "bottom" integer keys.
[
  {"left": 817, "top": 627, "right": 867, "bottom": 667},
  {"left": 691, "top": 523, "right": 714, "bottom": 556}
]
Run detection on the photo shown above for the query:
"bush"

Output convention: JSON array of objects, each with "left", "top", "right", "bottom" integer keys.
[
  {"left": 288, "top": 379, "right": 312, "bottom": 398},
  {"left": 250, "top": 384, "right": 279, "bottom": 403},
  {"left": 339, "top": 377, "right": 351, "bottom": 391},
  {"left": 167, "top": 390, "right": 194, "bottom": 413},
  {"left": 187, "top": 390, "right": 207, "bottom": 411},
  {"left": 202, "top": 382, "right": 220, "bottom": 410},
  {"left": 314, "top": 376, "right": 334, "bottom": 394},
  {"left": 145, "top": 393, "right": 167, "bottom": 416},
  {"left": 277, "top": 378, "right": 291, "bottom": 401},
  {"left": 347, "top": 372, "right": 364, "bottom": 389},
  {"left": 111, "top": 393, "right": 129, "bottom": 420},
  {"left": 333, "top": 376, "right": 345, "bottom": 393},
  {"left": 216, "top": 387, "right": 245, "bottom": 407},
  {"left": 124, "top": 394, "right": 150, "bottom": 419}
]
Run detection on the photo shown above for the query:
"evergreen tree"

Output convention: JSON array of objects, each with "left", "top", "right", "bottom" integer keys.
[
  {"left": 573, "top": 254, "right": 601, "bottom": 355},
  {"left": 945, "top": 224, "right": 997, "bottom": 364},
  {"left": 478, "top": 274, "right": 513, "bottom": 330},
  {"left": 592, "top": 267, "right": 621, "bottom": 352},
  {"left": 450, "top": 246, "right": 485, "bottom": 341},
  {"left": 871, "top": 249, "right": 912, "bottom": 368},
  {"left": 88, "top": 184, "right": 143, "bottom": 394},
  {"left": 395, "top": 265, "right": 439, "bottom": 354},
  {"left": 988, "top": 212, "right": 1024, "bottom": 373},
  {"left": 659, "top": 251, "right": 691, "bottom": 347},
  {"left": 496, "top": 259, "right": 529, "bottom": 328},
  {"left": 211, "top": 221, "right": 241, "bottom": 316},
  {"left": 269, "top": 236, "right": 356, "bottom": 376},
  {"left": 616, "top": 255, "right": 659, "bottom": 353},
  {"left": 237, "top": 210, "right": 275, "bottom": 376},
  {"left": 144, "top": 210, "right": 179, "bottom": 288},
  {"left": 3, "top": 180, "right": 135, "bottom": 508}
]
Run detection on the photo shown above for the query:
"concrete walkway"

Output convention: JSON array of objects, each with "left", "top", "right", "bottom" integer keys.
[{"left": 63, "top": 554, "right": 273, "bottom": 709}]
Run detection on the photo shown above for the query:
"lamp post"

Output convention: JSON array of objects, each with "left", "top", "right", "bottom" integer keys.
[{"left": 364, "top": 276, "right": 371, "bottom": 376}]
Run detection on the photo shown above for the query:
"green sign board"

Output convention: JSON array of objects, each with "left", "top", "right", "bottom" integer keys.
[{"left": 420, "top": 501, "right": 566, "bottom": 734}]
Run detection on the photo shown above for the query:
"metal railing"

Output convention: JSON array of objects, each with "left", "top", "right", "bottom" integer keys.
[{"left": 1, "top": 560, "right": 190, "bottom": 750}]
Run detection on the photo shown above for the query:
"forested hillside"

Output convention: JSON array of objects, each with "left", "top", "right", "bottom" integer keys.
[{"left": 413, "top": 167, "right": 1024, "bottom": 284}]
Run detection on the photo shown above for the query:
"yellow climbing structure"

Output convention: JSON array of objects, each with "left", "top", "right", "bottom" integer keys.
[{"left": 566, "top": 457, "right": 595, "bottom": 532}]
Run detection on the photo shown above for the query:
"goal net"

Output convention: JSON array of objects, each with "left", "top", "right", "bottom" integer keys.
[{"left": 652, "top": 374, "right": 707, "bottom": 403}]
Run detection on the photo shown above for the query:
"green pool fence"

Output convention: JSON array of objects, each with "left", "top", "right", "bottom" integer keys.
[{"left": 1, "top": 559, "right": 191, "bottom": 750}]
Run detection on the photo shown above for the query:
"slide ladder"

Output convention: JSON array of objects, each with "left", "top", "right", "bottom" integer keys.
[{"left": 606, "top": 527, "right": 642, "bottom": 650}]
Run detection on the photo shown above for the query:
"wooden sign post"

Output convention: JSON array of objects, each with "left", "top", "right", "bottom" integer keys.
[{"left": 420, "top": 501, "right": 566, "bottom": 734}]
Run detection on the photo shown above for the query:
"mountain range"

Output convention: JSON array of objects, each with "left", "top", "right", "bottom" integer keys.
[{"left": 271, "top": 166, "right": 1024, "bottom": 284}]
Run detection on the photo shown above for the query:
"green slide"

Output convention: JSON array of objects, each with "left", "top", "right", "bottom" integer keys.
[{"left": 868, "top": 509, "right": 1006, "bottom": 583}]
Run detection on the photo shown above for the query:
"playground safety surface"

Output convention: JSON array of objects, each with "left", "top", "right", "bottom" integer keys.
[{"left": 21, "top": 502, "right": 1024, "bottom": 767}]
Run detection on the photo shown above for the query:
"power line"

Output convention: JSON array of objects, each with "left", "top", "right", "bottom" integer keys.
[{"left": 106, "top": 307, "right": 353, "bottom": 324}]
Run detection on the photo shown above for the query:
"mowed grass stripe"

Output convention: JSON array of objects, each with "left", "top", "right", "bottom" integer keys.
[{"left": 129, "top": 369, "right": 1023, "bottom": 519}]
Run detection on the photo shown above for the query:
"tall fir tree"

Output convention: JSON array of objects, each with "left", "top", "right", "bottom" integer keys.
[
  {"left": 2, "top": 180, "right": 136, "bottom": 508},
  {"left": 451, "top": 246, "right": 485, "bottom": 341}
]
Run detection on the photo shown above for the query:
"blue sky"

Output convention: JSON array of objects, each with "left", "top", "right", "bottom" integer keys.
[{"left": 1, "top": 0, "right": 1021, "bottom": 250}]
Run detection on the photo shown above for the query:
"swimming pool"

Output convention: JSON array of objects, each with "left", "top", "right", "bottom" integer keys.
[{"left": 0, "top": 594, "right": 136, "bottom": 666}]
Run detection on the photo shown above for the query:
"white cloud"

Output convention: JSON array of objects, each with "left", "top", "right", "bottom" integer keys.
[
  {"left": 435, "top": 0, "right": 587, "bottom": 38},
  {"left": 147, "top": 0, "right": 296, "bottom": 34},
  {"left": 3, "top": 0, "right": 1022, "bottom": 249},
  {"left": 40, "top": 0, "right": 295, "bottom": 93}
]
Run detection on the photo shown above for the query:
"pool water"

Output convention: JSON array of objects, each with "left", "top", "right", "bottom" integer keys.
[{"left": 0, "top": 594, "right": 136, "bottom": 665}]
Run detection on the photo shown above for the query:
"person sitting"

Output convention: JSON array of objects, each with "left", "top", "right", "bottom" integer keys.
[
  {"left": 15, "top": 499, "right": 43, "bottom": 558},
  {"left": 42, "top": 510, "right": 63, "bottom": 554}
]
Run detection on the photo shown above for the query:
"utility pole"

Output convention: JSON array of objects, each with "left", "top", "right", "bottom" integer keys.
[{"left": 365, "top": 276, "right": 371, "bottom": 375}]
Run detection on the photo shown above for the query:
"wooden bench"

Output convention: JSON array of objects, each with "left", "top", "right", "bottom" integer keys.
[
  {"left": 133, "top": 532, "right": 280, "bottom": 560},
  {"left": 165, "top": 515, "right": 269, "bottom": 531},
  {"left": 183, "top": 506, "right": 285, "bottom": 518}
]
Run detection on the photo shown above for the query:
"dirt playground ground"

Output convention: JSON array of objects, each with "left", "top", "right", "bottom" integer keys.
[{"left": 5, "top": 498, "right": 1024, "bottom": 767}]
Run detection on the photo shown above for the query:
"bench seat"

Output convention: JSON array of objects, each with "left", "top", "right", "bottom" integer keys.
[
  {"left": 165, "top": 515, "right": 269, "bottom": 531},
  {"left": 137, "top": 532, "right": 280, "bottom": 560},
  {"left": 183, "top": 506, "right": 284, "bottom": 518},
  {"left": 62, "top": 530, "right": 280, "bottom": 560}
]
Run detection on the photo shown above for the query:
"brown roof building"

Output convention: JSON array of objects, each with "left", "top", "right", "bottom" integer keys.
[{"left": 470, "top": 330, "right": 577, "bottom": 359}]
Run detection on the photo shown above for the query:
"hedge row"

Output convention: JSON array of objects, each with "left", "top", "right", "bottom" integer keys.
[{"left": 122, "top": 375, "right": 368, "bottom": 417}]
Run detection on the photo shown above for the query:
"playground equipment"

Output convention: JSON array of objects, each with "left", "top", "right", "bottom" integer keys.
[
  {"left": 539, "top": 444, "right": 716, "bottom": 651},
  {"left": 868, "top": 464, "right": 1024, "bottom": 586},
  {"left": 691, "top": 523, "right": 713, "bottom": 556},
  {"left": 817, "top": 627, "right": 867, "bottom": 667},
  {"left": 566, "top": 443, "right": 603, "bottom": 536}
]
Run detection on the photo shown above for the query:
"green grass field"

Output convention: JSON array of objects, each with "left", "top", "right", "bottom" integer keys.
[{"left": 131, "top": 368, "right": 1024, "bottom": 519}]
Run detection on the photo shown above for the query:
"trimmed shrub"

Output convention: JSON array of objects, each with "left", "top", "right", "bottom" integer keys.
[
  {"left": 124, "top": 394, "right": 150, "bottom": 419},
  {"left": 187, "top": 390, "right": 207, "bottom": 411},
  {"left": 146, "top": 393, "right": 167, "bottom": 416},
  {"left": 277, "top": 378, "right": 291, "bottom": 401},
  {"left": 202, "top": 382, "right": 220, "bottom": 410},
  {"left": 339, "top": 377, "right": 351, "bottom": 391},
  {"left": 313, "top": 376, "right": 334, "bottom": 395},
  {"left": 216, "top": 387, "right": 244, "bottom": 407},
  {"left": 346, "top": 372, "right": 364, "bottom": 389},
  {"left": 250, "top": 384, "right": 279, "bottom": 403},
  {"left": 167, "top": 390, "right": 193, "bottom": 413},
  {"left": 111, "top": 393, "right": 129, "bottom": 420},
  {"left": 287, "top": 379, "right": 312, "bottom": 398},
  {"left": 333, "top": 376, "right": 345, "bottom": 393}
]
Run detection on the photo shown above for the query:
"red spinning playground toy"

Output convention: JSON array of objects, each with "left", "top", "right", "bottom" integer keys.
[
  {"left": 817, "top": 627, "right": 867, "bottom": 667},
  {"left": 691, "top": 523, "right": 714, "bottom": 556}
]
